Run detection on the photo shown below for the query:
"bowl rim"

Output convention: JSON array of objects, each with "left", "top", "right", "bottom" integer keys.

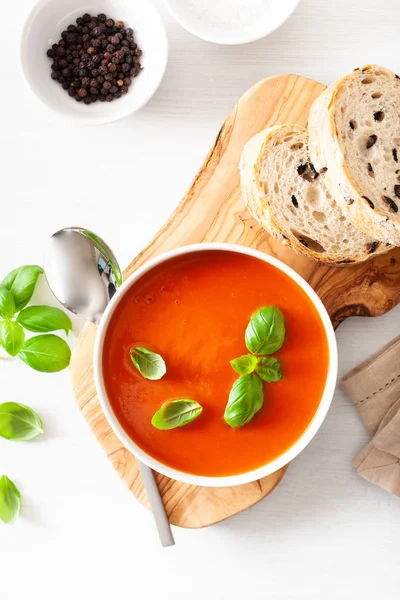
[
  {"left": 19, "top": 0, "right": 168, "bottom": 126},
  {"left": 163, "top": 0, "right": 300, "bottom": 45},
  {"left": 93, "top": 242, "right": 338, "bottom": 487}
]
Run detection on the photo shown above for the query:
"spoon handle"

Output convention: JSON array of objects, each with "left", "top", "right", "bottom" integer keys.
[{"left": 137, "top": 460, "right": 175, "bottom": 547}]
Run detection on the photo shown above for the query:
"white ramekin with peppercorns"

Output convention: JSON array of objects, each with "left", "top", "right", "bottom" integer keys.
[{"left": 20, "top": 0, "right": 168, "bottom": 125}]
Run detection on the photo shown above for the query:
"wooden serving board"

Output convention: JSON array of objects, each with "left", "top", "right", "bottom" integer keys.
[{"left": 70, "top": 74, "right": 400, "bottom": 529}]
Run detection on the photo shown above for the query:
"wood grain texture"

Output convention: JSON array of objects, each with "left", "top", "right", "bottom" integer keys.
[{"left": 70, "top": 74, "right": 400, "bottom": 528}]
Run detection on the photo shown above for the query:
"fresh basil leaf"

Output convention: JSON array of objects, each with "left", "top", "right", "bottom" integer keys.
[
  {"left": 18, "top": 334, "right": 71, "bottom": 372},
  {"left": 152, "top": 399, "right": 202, "bottom": 430},
  {"left": 0, "top": 321, "right": 25, "bottom": 356},
  {"left": 256, "top": 357, "right": 282, "bottom": 382},
  {"left": 224, "top": 373, "right": 264, "bottom": 428},
  {"left": 245, "top": 306, "right": 285, "bottom": 355},
  {"left": 17, "top": 306, "right": 72, "bottom": 334},
  {"left": 0, "top": 475, "right": 21, "bottom": 524},
  {"left": 0, "top": 402, "right": 44, "bottom": 441},
  {"left": 230, "top": 354, "right": 258, "bottom": 375},
  {"left": 0, "top": 285, "right": 15, "bottom": 319},
  {"left": 1, "top": 265, "right": 43, "bottom": 311},
  {"left": 130, "top": 346, "right": 166, "bottom": 380}
]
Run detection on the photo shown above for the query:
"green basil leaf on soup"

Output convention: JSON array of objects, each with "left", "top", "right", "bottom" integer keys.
[
  {"left": 245, "top": 306, "right": 285, "bottom": 355},
  {"left": 0, "top": 402, "right": 44, "bottom": 441},
  {"left": 0, "top": 285, "right": 15, "bottom": 319},
  {"left": 0, "top": 321, "right": 25, "bottom": 356},
  {"left": 18, "top": 334, "right": 71, "bottom": 372},
  {"left": 224, "top": 373, "right": 264, "bottom": 428},
  {"left": 152, "top": 399, "right": 203, "bottom": 430},
  {"left": 0, "top": 475, "right": 21, "bottom": 524},
  {"left": 17, "top": 306, "right": 72, "bottom": 334},
  {"left": 256, "top": 357, "right": 282, "bottom": 383},
  {"left": 230, "top": 354, "right": 258, "bottom": 375},
  {"left": 1, "top": 265, "right": 43, "bottom": 311},
  {"left": 130, "top": 346, "right": 166, "bottom": 380}
]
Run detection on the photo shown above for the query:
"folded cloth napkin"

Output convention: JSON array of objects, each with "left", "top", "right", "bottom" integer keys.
[{"left": 341, "top": 335, "right": 400, "bottom": 497}]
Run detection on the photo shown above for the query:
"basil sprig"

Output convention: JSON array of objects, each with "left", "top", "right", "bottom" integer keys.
[
  {"left": 225, "top": 306, "right": 286, "bottom": 428},
  {"left": 0, "top": 402, "right": 44, "bottom": 441},
  {"left": 0, "top": 476, "right": 21, "bottom": 524},
  {"left": 224, "top": 374, "right": 264, "bottom": 428},
  {"left": 152, "top": 399, "right": 203, "bottom": 430},
  {"left": 130, "top": 346, "right": 166, "bottom": 380},
  {"left": 245, "top": 306, "right": 285, "bottom": 355},
  {"left": 0, "top": 265, "right": 72, "bottom": 372}
]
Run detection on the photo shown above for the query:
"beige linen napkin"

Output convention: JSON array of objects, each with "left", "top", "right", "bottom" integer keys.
[{"left": 341, "top": 336, "right": 400, "bottom": 497}]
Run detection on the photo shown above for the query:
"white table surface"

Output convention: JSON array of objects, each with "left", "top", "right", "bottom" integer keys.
[{"left": 2, "top": 0, "right": 400, "bottom": 598}]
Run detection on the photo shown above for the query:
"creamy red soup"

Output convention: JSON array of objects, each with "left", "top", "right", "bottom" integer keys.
[{"left": 102, "top": 250, "right": 329, "bottom": 477}]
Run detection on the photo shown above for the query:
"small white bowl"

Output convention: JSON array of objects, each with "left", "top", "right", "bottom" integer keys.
[
  {"left": 164, "top": 0, "right": 300, "bottom": 45},
  {"left": 20, "top": 0, "right": 168, "bottom": 125},
  {"left": 94, "top": 243, "right": 338, "bottom": 487}
]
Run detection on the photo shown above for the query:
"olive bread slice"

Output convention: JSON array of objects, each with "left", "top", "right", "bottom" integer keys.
[
  {"left": 308, "top": 64, "right": 400, "bottom": 246},
  {"left": 239, "top": 124, "right": 387, "bottom": 264}
]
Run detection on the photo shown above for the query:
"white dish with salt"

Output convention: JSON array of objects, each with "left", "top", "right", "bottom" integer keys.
[{"left": 165, "top": 0, "right": 300, "bottom": 45}]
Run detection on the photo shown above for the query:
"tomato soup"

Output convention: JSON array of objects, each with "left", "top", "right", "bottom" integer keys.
[{"left": 102, "top": 250, "right": 329, "bottom": 477}]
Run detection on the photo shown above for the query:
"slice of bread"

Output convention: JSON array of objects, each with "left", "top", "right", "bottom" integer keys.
[
  {"left": 308, "top": 64, "right": 400, "bottom": 246},
  {"left": 239, "top": 124, "right": 388, "bottom": 264}
]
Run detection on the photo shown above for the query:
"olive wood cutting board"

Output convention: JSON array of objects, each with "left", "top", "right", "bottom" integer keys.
[{"left": 70, "top": 74, "right": 400, "bottom": 529}]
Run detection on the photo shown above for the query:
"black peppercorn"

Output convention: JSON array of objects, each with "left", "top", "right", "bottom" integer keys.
[
  {"left": 47, "top": 48, "right": 55, "bottom": 57},
  {"left": 51, "top": 71, "right": 58, "bottom": 80},
  {"left": 78, "top": 87, "right": 87, "bottom": 97},
  {"left": 79, "top": 68, "right": 88, "bottom": 77},
  {"left": 108, "top": 63, "right": 117, "bottom": 72},
  {"left": 51, "top": 62, "right": 60, "bottom": 71},
  {"left": 90, "top": 86, "right": 98, "bottom": 95},
  {"left": 123, "top": 77, "right": 131, "bottom": 87},
  {"left": 83, "top": 13, "right": 91, "bottom": 22},
  {"left": 62, "top": 82, "right": 69, "bottom": 90},
  {"left": 98, "top": 13, "right": 107, "bottom": 22},
  {"left": 121, "top": 85, "right": 128, "bottom": 94},
  {"left": 100, "top": 87, "right": 108, "bottom": 95},
  {"left": 106, "top": 44, "right": 115, "bottom": 53},
  {"left": 110, "top": 85, "right": 118, "bottom": 94},
  {"left": 103, "top": 81, "right": 111, "bottom": 90},
  {"left": 116, "top": 21, "right": 124, "bottom": 29},
  {"left": 105, "top": 18, "right": 114, "bottom": 27},
  {"left": 98, "top": 65, "right": 108, "bottom": 75},
  {"left": 125, "top": 28, "right": 133, "bottom": 35},
  {"left": 121, "top": 63, "right": 130, "bottom": 73},
  {"left": 59, "top": 59, "right": 68, "bottom": 68},
  {"left": 62, "top": 68, "right": 71, "bottom": 77},
  {"left": 68, "top": 87, "right": 76, "bottom": 96}
]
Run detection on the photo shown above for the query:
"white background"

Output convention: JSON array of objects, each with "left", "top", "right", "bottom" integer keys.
[{"left": 2, "top": 0, "right": 400, "bottom": 598}]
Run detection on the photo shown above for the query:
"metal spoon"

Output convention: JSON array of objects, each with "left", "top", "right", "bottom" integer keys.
[{"left": 44, "top": 227, "right": 175, "bottom": 547}]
